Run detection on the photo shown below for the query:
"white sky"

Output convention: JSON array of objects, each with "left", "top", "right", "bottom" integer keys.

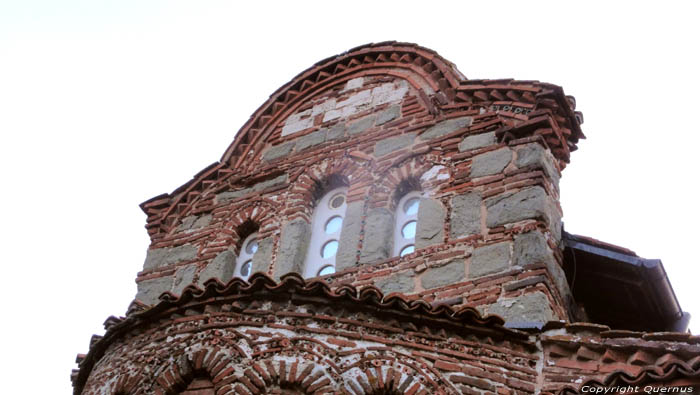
[{"left": 1, "top": 1, "right": 698, "bottom": 393}]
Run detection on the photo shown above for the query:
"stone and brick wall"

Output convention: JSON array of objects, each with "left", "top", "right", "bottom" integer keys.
[
  {"left": 134, "top": 44, "right": 576, "bottom": 328},
  {"left": 75, "top": 42, "right": 700, "bottom": 395},
  {"left": 75, "top": 274, "right": 700, "bottom": 394}
]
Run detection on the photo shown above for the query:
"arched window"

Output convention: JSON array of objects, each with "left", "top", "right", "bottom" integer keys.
[
  {"left": 235, "top": 232, "right": 258, "bottom": 280},
  {"left": 394, "top": 192, "right": 421, "bottom": 257},
  {"left": 303, "top": 187, "right": 348, "bottom": 277}
]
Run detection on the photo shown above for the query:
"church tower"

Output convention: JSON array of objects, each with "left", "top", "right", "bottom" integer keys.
[{"left": 73, "top": 43, "right": 698, "bottom": 395}]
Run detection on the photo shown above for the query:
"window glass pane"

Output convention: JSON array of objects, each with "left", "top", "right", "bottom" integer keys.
[
  {"left": 318, "top": 265, "right": 335, "bottom": 276},
  {"left": 240, "top": 260, "right": 252, "bottom": 276},
  {"left": 324, "top": 216, "right": 343, "bottom": 234},
  {"left": 403, "top": 197, "right": 420, "bottom": 215},
  {"left": 400, "top": 245, "right": 415, "bottom": 257},
  {"left": 321, "top": 240, "right": 339, "bottom": 259},
  {"left": 402, "top": 220, "right": 417, "bottom": 239},
  {"left": 245, "top": 238, "right": 258, "bottom": 254},
  {"left": 329, "top": 194, "right": 346, "bottom": 209}
]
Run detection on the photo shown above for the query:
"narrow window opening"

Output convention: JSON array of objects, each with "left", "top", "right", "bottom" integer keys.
[
  {"left": 303, "top": 186, "right": 348, "bottom": 277},
  {"left": 235, "top": 232, "right": 258, "bottom": 280},
  {"left": 394, "top": 191, "right": 421, "bottom": 257}
]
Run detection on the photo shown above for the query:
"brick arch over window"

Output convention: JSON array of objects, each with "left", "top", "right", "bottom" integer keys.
[{"left": 274, "top": 156, "right": 373, "bottom": 278}]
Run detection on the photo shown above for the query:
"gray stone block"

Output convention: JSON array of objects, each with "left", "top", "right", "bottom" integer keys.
[
  {"left": 513, "top": 232, "right": 571, "bottom": 306},
  {"left": 253, "top": 174, "right": 288, "bottom": 192},
  {"left": 470, "top": 241, "right": 512, "bottom": 278},
  {"left": 192, "top": 214, "right": 212, "bottom": 229},
  {"left": 419, "top": 116, "right": 472, "bottom": 141},
  {"left": 135, "top": 275, "right": 173, "bottom": 305},
  {"left": 296, "top": 130, "right": 327, "bottom": 152},
  {"left": 376, "top": 271, "right": 415, "bottom": 295},
  {"left": 516, "top": 143, "right": 561, "bottom": 187},
  {"left": 470, "top": 147, "right": 512, "bottom": 178},
  {"left": 336, "top": 201, "right": 363, "bottom": 271},
  {"left": 513, "top": 231, "right": 551, "bottom": 268},
  {"left": 326, "top": 123, "right": 346, "bottom": 140},
  {"left": 197, "top": 250, "right": 235, "bottom": 286},
  {"left": 373, "top": 133, "right": 415, "bottom": 157},
  {"left": 171, "top": 264, "right": 197, "bottom": 295},
  {"left": 421, "top": 259, "right": 466, "bottom": 289},
  {"left": 485, "top": 186, "right": 550, "bottom": 228},
  {"left": 274, "top": 219, "right": 310, "bottom": 279},
  {"left": 262, "top": 141, "right": 295, "bottom": 161},
  {"left": 484, "top": 291, "right": 555, "bottom": 324},
  {"left": 217, "top": 175, "right": 288, "bottom": 203},
  {"left": 216, "top": 187, "right": 252, "bottom": 202},
  {"left": 359, "top": 208, "right": 394, "bottom": 264},
  {"left": 458, "top": 132, "right": 496, "bottom": 152},
  {"left": 251, "top": 237, "right": 273, "bottom": 275},
  {"left": 347, "top": 114, "right": 376, "bottom": 135},
  {"left": 178, "top": 215, "right": 197, "bottom": 231},
  {"left": 450, "top": 192, "right": 482, "bottom": 239},
  {"left": 375, "top": 105, "right": 401, "bottom": 126},
  {"left": 143, "top": 244, "right": 198, "bottom": 271},
  {"left": 415, "top": 198, "right": 445, "bottom": 249}
]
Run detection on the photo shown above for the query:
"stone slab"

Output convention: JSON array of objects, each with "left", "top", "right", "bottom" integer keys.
[
  {"left": 171, "top": 264, "right": 197, "bottom": 295},
  {"left": 262, "top": 141, "right": 295, "bottom": 162},
  {"left": 359, "top": 208, "right": 394, "bottom": 264},
  {"left": 274, "top": 219, "right": 310, "bottom": 280},
  {"left": 376, "top": 271, "right": 415, "bottom": 295},
  {"left": 373, "top": 133, "right": 415, "bottom": 157},
  {"left": 421, "top": 259, "right": 466, "bottom": 289},
  {"left": 415, "top": 198, "right": 445, "bottom": 249},
  {"left": 336, "top": 201, "right": 363, "bottom": 271},
  {"left": 197, "top": 249, "right": 235, "bottom": 286},
  {"left": 459, "top": 132, "right": 496, "bottom": 152},
  {"left": 326, "top": 123, "right": 346, "bottom": 141},
  {"left": 484, "top": 291, "right": 556, "bottom": 324},
  {"left": 470, "top": 147, "right": 512, "bottom": 178},
  {"left": 485, "top": 186, "right": 549, "bottom": 228},
  {"left": 515, "top": 143, "right": 560, "bottom": 187},
  {"left": 135, "top": 275, "right": 173, "bottom": 305},
  {"left": 251, "top": 237, "right": 273, "bottom": 275},
  {"left": 143, "top": 244, "right": 198, "bottom": 271},
  {"left": 347, "top": 114, "right": 376, "bottom": 135},
  {"left": 450, "top": 192, "right": 482, "bottom": 239},
  {"left": 470, "top": 241, "right": 512, "bottom": 278},
  {"left": 419, "top": 116, "right": 472, "bottom": 141},
  {"left": 375, "top": 104, "right": 401, "bottom": 126},
  {"left": 295, "top": 130, "right": 327, "bottom": 152}
]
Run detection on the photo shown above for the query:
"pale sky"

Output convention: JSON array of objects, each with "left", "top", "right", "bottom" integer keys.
[{"left": 1, "top": 1, "right": 698, "bottom": 393}]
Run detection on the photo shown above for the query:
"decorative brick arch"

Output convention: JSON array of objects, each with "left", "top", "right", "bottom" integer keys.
[
  {"left": 368, "top": 156, "right": 435, "bottom": 211},
  {"left": 285, "top": 155, "right": 374, "bottom": 220},
  {"left": 211, "top": 197, "right": 281, "bottom": 253},
  {"left": 339, "top": 357, "right": 446, "bottom": 395}
]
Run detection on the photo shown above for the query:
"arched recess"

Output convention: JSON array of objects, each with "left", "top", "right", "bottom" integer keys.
[
  {"left": 339, "top": 358, "right": 449, "bottom": 395},
  {"left": 149, "top": 349, "right": 241, "bottom": 395},
  {"left": 225, "top": 359, "right": 338, "bottom": 395}
]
